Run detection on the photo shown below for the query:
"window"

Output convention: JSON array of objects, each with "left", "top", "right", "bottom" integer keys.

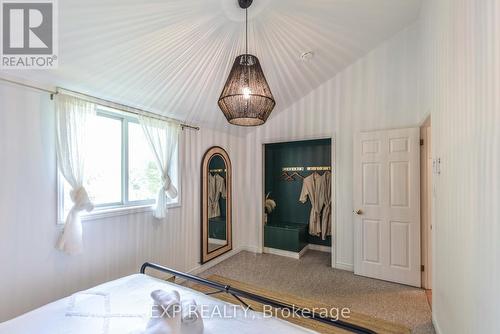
[{"left": 58, "top": 108, "right": 180, "bottom": 221}]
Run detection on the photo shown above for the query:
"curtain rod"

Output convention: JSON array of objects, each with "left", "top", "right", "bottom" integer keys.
[{"left": 0, "top": 77, "right": 200, "bottom": 131}]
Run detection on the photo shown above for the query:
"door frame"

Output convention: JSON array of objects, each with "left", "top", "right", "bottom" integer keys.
[
  {"left": 420, "top": 116, "right": 432, "bottom": 289},
  {"left": 259, "top": 133, "right": 337, "bottom": 268}
]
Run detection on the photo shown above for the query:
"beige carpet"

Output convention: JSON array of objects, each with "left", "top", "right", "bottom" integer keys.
[
  {"left": 192, "top": 275, "right": 410, "bottom": 334},
  {"left": 199, "top": 251, "right": 435, "bottom": 334}
]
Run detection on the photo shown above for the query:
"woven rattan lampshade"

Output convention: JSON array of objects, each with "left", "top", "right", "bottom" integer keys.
[
  {"left": 218, "top": 54, "right": 275, "bottom": 126},
  {"left": 218, "top": 1, "right": 275, "bottom": 126}
]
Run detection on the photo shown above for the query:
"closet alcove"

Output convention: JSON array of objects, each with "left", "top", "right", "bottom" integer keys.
[{"left": 263, "top": 138, "right": 332, "bottom": 260}]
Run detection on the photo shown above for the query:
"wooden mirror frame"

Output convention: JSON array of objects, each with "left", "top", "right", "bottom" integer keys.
[{"left": 201, "top": 146, "right": 232, "bottom": 264}]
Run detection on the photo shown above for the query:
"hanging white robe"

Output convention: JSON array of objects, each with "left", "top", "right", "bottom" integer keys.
[
  {"left": 320, "top": 171, "right": 332, "bottom": 240},
  {"left": 299, "top": 173, "right": 325, "bottom": 237},
  {"left": 208, "top": 173, "right": 226, "bottom": 218}
]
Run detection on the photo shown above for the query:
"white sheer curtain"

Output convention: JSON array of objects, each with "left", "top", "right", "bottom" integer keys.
[
  {"left": 55, "top": 94, "right": 96, "bottom": 255},
  {"left": 139, "top": 115, "right": 180, "bottom": 219}
]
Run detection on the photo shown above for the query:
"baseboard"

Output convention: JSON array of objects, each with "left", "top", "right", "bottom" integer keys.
[
  {"left": 307, "top": 244, "right": 331, "bottom": 253},
  {"left": 185, "top": 245, "right": 261, "bottom": 278},
  {"left": 145, "top": 246, "right": 257, "bottom": 284},
  {"left": 334, "top": 262, "right": 354, "bottom": 272},
  {"left": 263, "top": 244, "right": 332, "bottom": 259},
  {"left": 239, "top": 245, "right": 261, "bottom": 253},
  {"left": 187, "top": 248, "right": 244, "bottom": 277},
  {"left": 263, "top": 247, "right": 307, "bottom": 259},
  {"left": 299, "top": 246, "right": 309, "bottom": 258},
  {"left": 432, "top": 314, "right": 442, "bottom": 334}
]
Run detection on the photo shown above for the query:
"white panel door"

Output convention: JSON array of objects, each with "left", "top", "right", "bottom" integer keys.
[{"left": 354, "top": 128, "right": 421, "bottom": 287}]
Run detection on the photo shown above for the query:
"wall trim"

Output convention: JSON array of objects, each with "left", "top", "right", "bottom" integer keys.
[
  {"left": 334, "top": 262, "right": 354, "bottom": 272},
  {"left": 185, "top": 245, "right": 261, "bottom": 279},
  {"left": 259, "top": 133, "right": 337, "bottom": 269},
  {"left": 240, "top": 245, "right": 261, "bottom": 253},
  {"left": 432, "top": 314, "right": 442, "bottom": 334},
  {"left": 419, "top": 113, "right": 432, "bottom": 127},
  {"left": 263, "top": 244, "right": 332, "bottom": 259},
  {"left": 261, "top": 134, "right": 336, "bottom": 146},
  {"left": 187, "top": 248, "right": 245, "bottom": 277},
  {"left": 307, "top": 244, "right": 331, "bottom": 253},
  {"left": 263, "top": 246, "right": 308, "bottom": 259}
]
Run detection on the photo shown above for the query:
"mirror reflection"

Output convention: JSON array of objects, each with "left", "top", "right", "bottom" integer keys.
[
  {"left": 201, "top": 146, "right": 232, "bottom": 264},
  {"left": 208, "top": 154, "right": 227, "bottom": 252}
]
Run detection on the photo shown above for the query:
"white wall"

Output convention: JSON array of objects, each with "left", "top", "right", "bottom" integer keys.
[
  {"left": 0, "top": 82, "right": 248, "bottom": 322},
  {"left": 419, "top": 0, "right": 500, "bottom": 333},
  {"left": 242, "top": 22, "right": 426, "bottom": 269}
]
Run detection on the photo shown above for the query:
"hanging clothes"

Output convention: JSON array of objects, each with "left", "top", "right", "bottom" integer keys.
[
  {"left": 208, "top": 173, "right": 226, "bottom": 218},
  {"left": 299, "top": 172, "right": 325, "bottom": 237},
  {"left": 320, "top": 171, "right": 332, "bottom": 240}
]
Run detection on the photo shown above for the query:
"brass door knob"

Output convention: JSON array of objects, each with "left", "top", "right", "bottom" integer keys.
[{"left": 354, "top": 209, "right": 363, "bottom": 215}]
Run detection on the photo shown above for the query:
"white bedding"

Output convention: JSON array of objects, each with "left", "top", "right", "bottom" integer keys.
[{"left": 0, "top": 274, "right": 316, "bottom": 334}]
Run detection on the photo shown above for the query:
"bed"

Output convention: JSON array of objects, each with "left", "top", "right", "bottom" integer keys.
[{"left": 0, "top": 263, "right": 375, "bottom": 334}]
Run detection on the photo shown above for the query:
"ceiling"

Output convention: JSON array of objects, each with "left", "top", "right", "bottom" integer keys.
[{"left": 3, "top": 0, "right": 422, "bottom": 130}]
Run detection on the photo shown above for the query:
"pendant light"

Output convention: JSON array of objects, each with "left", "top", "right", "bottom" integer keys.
[{"left": 218, "top": 0, "right": 276, "bottom": 126}]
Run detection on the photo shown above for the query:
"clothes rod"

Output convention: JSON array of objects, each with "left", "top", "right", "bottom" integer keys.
[
  {"left": 209, "top": 169, "right": 226, "bottom": 173},
  {"left": 282, "top": 166, "right": 331, "bottom": 172},
  {"left": 0, "top": 77, "right": 200, "bottom": 131}
]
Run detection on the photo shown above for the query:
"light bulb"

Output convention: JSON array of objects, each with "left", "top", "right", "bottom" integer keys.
[{"left": 242, "top": 87, "right": 251, "bottom": 99}]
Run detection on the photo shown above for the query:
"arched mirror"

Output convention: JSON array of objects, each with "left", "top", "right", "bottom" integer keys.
[{"left": 201, "top": 146, "right": 232, "bottom": 263}]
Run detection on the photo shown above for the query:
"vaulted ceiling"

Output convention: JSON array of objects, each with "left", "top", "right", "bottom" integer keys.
[{"left": 4, "top": 0, "right": 422, "bottom": 130}]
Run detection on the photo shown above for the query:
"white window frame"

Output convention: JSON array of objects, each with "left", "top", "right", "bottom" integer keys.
[{"left": 57, "top": 107, "right": 182, "bottom": 224}]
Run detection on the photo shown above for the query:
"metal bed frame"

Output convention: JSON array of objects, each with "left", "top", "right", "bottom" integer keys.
[{"left": 140, "top": 262, "right": 376, "bottom": 334}]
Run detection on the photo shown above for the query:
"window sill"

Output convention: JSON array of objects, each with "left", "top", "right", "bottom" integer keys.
[{"left": 57, "top": 202, "right": 181, "bottom": 224}]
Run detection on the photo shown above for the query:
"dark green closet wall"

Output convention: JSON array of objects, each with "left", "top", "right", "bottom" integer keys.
[
  {"left": 265, "top": 139, "right": 332, "bottom": 248},
  {"left": 209, "top": 154, "right": 226, "bottom": 217},
  {"left": 208, "top": 154, "right": 227, "bottom": 239}
]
